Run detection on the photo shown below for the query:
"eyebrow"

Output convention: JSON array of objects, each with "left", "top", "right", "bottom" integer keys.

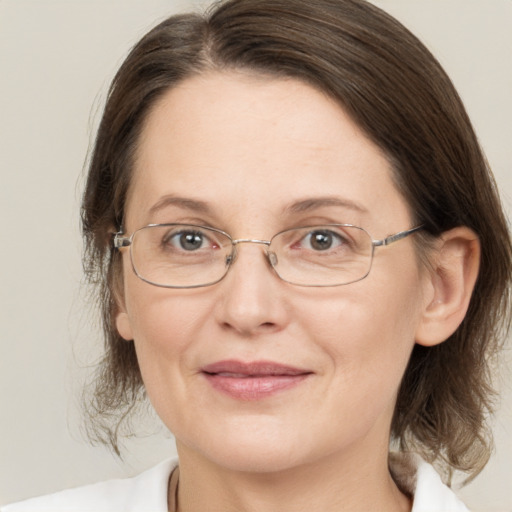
[
  {"left": 284, "top": 197, "right": 368, "bottom": 215},
  {"left": 147, "top": 194, "right": 368, "bottom": 218},
  {"left": 148, "top": 195, "right": 213, "bottom": 216}
]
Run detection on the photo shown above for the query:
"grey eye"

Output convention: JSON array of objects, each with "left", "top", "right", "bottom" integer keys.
[
  {"left": 164, "top": 230, "right": 208, "bottom": 251},
  {"left": 180, "top": 232, "right": 204, "bottom": 250},
  {"left": 303, "top": 230, "right": 344, "bottom": 251},
  {"left": 310, "top": 231, "right": 334, "bottom": 250}
]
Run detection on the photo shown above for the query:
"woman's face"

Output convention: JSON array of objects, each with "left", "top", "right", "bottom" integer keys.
[{"left": 117, "top": 72, "right": 430, "bottom": 473}]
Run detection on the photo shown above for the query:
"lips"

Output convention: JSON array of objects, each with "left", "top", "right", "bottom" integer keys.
[{"left": 201, "top": 360, "right": 312, "bottom": 400}]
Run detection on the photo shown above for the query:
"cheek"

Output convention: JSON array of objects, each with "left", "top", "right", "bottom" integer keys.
[
  {"left": 121, "top": 276, "right": 213, "bottom": 396},
  {"left": 123, "top": 290, "right": 220, "bottom": 438},
  {"left": 301, "top": 284, "right": 419, "bottom": 345},
  {"left": 297, "top": 275, "right": 423, "bottom": 391},
  {"left": 126, "top": 288, "right": 209, "bottom": 357}
]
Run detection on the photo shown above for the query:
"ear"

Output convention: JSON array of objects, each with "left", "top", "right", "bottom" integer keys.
[
  {"left": 116, "top": 309, "right": 134, "bottom": 341},
  {"left": 112, "top": 256, "right": 134, "bottom": 341},
  {"left": 415, "top": 227, "right": 480, "bottom": 347},
  {"left": 113, "top": 281, "right": 134, "bottom": 341}
]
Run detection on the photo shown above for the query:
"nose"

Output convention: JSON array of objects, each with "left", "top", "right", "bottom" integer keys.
[{"left": 214, "top": 243, "right": 289, "bottom": 337}]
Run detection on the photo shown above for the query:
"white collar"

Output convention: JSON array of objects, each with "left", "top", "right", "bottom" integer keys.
[
  {"left": 3, "top": 454, "right": 469, "bottom": 511},
  {"left": 390, "top": 452, "right": 469, "bottom": 512}
]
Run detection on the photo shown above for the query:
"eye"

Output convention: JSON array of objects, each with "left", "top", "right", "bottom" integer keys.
[
  {"left": 164, "top": 229, "right": 215, "bottom": 251},
  {"left": 301, "top": 229, "right": 345, "bottom": 251}
]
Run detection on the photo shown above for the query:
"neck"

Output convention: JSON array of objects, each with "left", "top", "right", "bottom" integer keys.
[{"left": 173, "top": 443, "right": 411, "bottom": 512}]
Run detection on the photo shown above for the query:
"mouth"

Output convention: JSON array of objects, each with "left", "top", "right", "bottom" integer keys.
[{"left": 201, "top": 360, "right": 312, "bottom": 400}]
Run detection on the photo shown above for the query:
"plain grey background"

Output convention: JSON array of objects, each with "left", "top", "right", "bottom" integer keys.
[{"left": 1, "top": 0, "right": 511, "bottom": 509}]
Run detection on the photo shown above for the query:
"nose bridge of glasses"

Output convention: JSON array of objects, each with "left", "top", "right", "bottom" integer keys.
[
  {"left": 231, "top": 238, "right": 271, "bottom": 247},
  {"left": 227, "top": 238, "right": 275, "bottom": 267}
]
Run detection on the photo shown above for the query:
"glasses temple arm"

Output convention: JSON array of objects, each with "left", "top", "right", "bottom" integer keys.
[
  {"left": 113, "top": 232, "right": 132, "bottom": 249},
  {"left": 372, "top": 225, "right": 424, "bottom": 247}
]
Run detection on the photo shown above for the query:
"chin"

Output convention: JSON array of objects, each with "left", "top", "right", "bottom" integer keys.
[
  {"left": 176, "top": 420, "right": 310, "bottom": 474},
  {"left": 204, "top": 443, "right": 304, "bottom": 474}
]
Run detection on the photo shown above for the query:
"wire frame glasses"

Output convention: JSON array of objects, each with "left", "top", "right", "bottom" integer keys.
[{"left": 114, "top": 223, "right": 423, "bottom": 288}]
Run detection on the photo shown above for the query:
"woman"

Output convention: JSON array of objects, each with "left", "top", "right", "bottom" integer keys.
[{"left": 3, "top": 0, "right": 510, "bottom": 510}]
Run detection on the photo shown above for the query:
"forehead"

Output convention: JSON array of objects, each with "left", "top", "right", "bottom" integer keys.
[{"left": 127, "top": 71, "right": 410, "bottom": 232}]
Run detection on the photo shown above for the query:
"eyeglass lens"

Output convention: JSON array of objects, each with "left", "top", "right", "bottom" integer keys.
[{"left": 129, "top": 224, "right": 374, "bottom": 288}]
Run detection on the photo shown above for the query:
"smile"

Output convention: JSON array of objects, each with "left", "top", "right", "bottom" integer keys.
[{"left": 201, "top": 360, "right": 312, "bottom": 401}]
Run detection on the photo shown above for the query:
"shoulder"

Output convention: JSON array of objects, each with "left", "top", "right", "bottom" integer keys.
[
  {"left": 390, "top": 452, "right": 469, "bottom": 512},
  {"left": 1, "top": 458, "right": 177, "bottom": 512}
]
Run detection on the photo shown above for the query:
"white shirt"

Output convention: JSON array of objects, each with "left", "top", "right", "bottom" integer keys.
[{"left": 1, "top": 454, "right": 469, "bottom": 511}]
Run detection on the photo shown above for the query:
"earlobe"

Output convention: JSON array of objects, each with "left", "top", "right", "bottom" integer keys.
[
  {"left": 116, "top": 310, "right": 134, "bottom": 341},
  {"left": 415, "top": 227, "right": 480, "bottom": 347},
  {"left": 113, "top": 263, "right": 133, "bottom": 341}
]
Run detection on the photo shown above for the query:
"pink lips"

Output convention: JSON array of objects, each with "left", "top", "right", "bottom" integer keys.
[{"left": 201, "top": 360, "right": 311, "bottom": 401}]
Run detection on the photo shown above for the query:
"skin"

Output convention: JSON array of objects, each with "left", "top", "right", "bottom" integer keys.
[{"left": 116, "top": 71, "right": 478, "bottom": 511}]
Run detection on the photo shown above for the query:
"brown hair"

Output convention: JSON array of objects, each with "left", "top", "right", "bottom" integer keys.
[{"left": 82, "top": 0, "right": 511, "bottom": 481}]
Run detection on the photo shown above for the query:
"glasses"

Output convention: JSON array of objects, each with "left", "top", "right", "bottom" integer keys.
[{"left": 114, "top": 223, "right": 423, "bottom": 288}]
